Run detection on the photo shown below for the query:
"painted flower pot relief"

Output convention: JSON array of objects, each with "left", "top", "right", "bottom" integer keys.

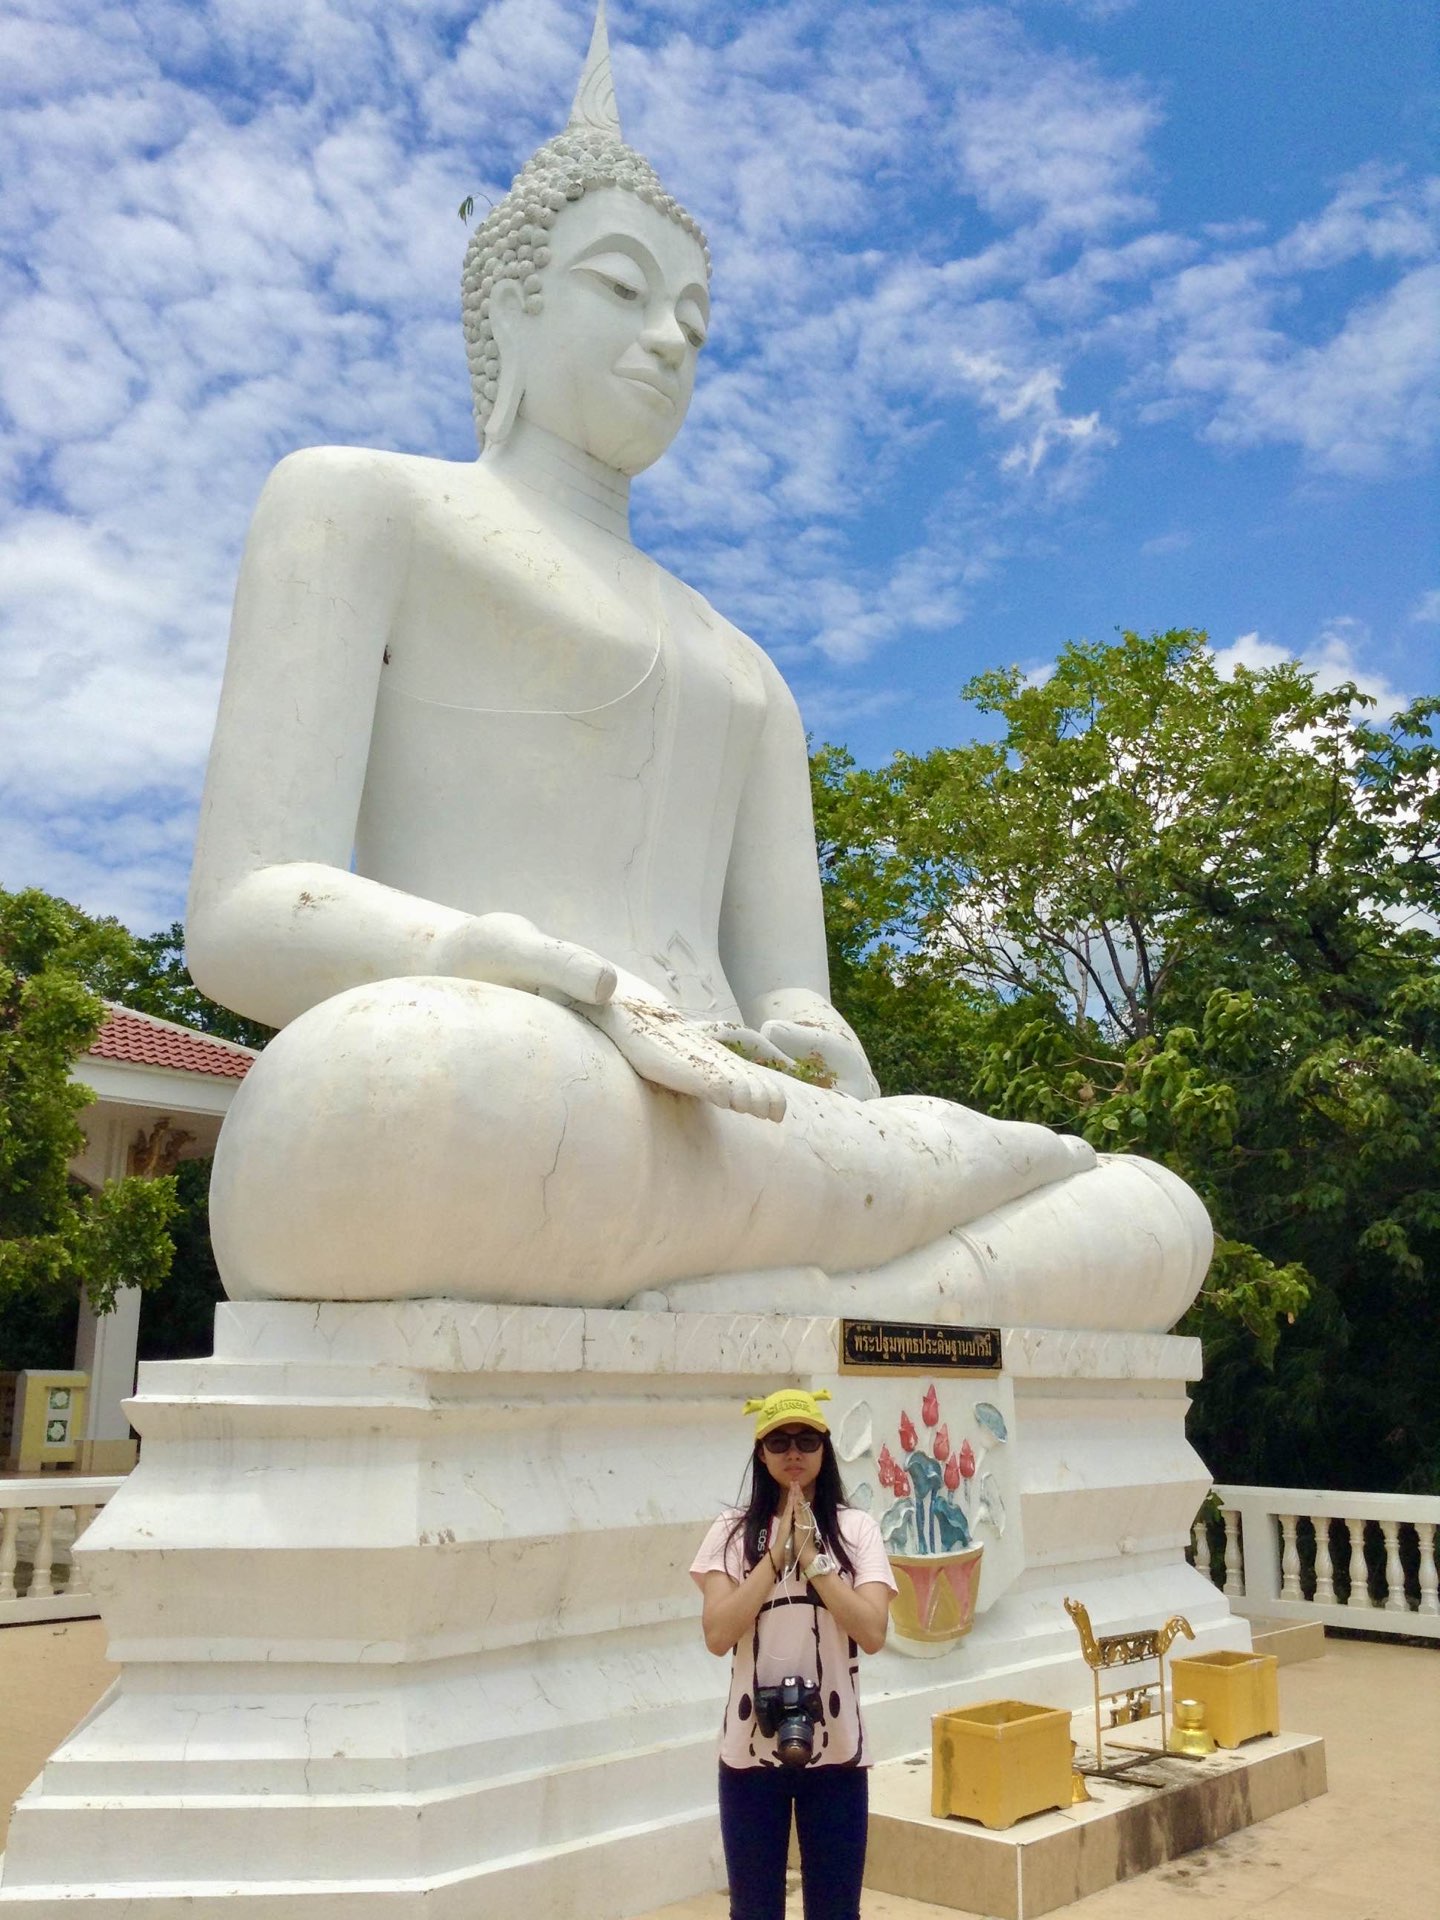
[
  {"left": 889, "top": 1543, "right": 985, "bottom": 1643},
  {"left": 879, "top": 1393, "right": 1008, "bottom": 1649}
]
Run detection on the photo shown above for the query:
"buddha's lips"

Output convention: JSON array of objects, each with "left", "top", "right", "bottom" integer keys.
[{"left": 619, "top": 368, "right": 677, "bottom": 406}]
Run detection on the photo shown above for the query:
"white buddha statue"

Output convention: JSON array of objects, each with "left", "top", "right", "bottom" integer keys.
[{"left": 188, "top": 4, "right": 1210, "bottom": 1332}]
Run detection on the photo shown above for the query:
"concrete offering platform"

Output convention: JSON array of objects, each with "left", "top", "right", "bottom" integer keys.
[{"left": 865, "top": 1713, "right": 1326, "bottom": 1919}]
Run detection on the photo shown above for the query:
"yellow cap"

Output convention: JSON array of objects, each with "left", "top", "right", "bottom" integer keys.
[{"left": 743, "top": 1388, "right": 832, "bottom": 1442}]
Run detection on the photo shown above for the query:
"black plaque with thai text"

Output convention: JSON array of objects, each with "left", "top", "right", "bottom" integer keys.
[{"left": 839, "top": 1319, "right": 1002, "bottom": 1375}]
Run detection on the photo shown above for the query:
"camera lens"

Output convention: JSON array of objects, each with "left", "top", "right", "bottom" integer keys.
[{"left": 775, "top": 1712, "right": 815, "bottom": 1767}]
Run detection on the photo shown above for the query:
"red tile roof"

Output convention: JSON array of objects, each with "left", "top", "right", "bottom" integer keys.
[{"left": 89, "top": 1004, "right": 257, "bottom": 1081}]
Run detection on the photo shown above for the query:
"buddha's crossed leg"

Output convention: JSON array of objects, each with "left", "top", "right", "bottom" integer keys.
[{"left": 211, "top": 975, "right": 1209, "bottom": 1331}]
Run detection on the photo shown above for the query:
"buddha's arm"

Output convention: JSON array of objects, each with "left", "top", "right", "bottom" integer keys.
[
  {"left": 719, "top": 657, "right": 880, "bottom": 1100},
  {"left": 187, "top": 450, "right": 613, "bottom": 1028}
]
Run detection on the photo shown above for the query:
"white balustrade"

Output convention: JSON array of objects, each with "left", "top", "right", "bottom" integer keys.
[
  {"left": 0, "top": 1505, "right": 19, "bottom": 1602},
  {"left": 1221, "top": 1506, "right": 1245, "bottom": 1596},
  {"left": 0, "top": 1476, "right": 125, "bottom": 1624},
  {"left": 30, "top": 1506, "right": 57, "bottom": 1598},
  {"left": 1312, "top": 1517, "right": 1336, "bottom": 1604},
  {"left": 1379, "top": 1519, "right": 1406, "bottom": 1612},
  {"left": 1195, "top": 1485, "right": 1440, "bottom": 1643},
  {"left": 1417, "top": 1523, "right": 1439, "bottom": 1617},
  {"left": 1190, "top": 1516, "right": 1208, "bottom": 1574},
  {"left": 1279, "top": 1512, "right": 1303, "bottom": 1599}
]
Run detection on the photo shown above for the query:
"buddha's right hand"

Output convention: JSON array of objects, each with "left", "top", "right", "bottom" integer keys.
[
  {"left": 580, "top": 998, "right": 788, "bottom": 1124},
  {"left": 436, "top": 913, "right": 618, "bottom": 1005}
]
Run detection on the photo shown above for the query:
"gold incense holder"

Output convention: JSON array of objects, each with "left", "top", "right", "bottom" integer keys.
[{"left": 1167, "top": 1698, "right": 1217, "bottom": 1758}]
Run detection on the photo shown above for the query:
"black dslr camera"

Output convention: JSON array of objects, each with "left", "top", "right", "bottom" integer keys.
[{"left": 754, "top": 1676, "right": 824, "bottom": 1767}]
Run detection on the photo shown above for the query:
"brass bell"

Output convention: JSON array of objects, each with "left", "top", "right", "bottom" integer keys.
[{"left": 1168, "top": 1698, "right": 1216, "bottom": 1757}]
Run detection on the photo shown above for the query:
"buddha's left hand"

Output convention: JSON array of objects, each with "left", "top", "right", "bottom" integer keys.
[
  {"left": 582, "top": 998, "right": 789, "bottom": 1123},
  {"left": 759, "top": 1019, "right": 881, "bottom": 1102}
]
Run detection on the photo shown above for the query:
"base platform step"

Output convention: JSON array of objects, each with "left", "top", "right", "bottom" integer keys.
[
  {"left": 865, "top": 1717, "right": 1326, "bottom": 1919},
  {"left": 1250, "top": 1619, "right": 1327, "bottom": 1665}
]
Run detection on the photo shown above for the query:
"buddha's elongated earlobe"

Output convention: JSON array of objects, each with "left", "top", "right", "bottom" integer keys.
[
  {"left": 485, "top": 282, "right": 526, "bottom": 448},
  {"left": 485, "top": 352, "right": 523, "bottom": 448}
]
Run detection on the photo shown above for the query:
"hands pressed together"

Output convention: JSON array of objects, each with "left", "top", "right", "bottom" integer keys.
[
  {"left": 766, "top": 1485, "right": 821, "bottom": 1580},
  {"left": 701, "top": 1488, "right": 891, "bottom": 1658}
]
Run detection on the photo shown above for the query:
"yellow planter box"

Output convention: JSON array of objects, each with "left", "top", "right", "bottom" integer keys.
[
  {"left": 1169, "top": 1650, "right": 1280, "bottom": 1749},
  {"left": 931, "top": 1698, "right": 1072, "bottom": 1829}
]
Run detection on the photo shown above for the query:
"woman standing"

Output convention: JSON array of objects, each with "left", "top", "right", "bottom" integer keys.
[{"left": 690, "top": 1389, "right": 896, "bottom": 1920}]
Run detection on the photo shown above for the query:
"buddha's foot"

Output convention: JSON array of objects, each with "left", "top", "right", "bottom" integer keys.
[{"left": 625, "top": 1154, "right": 1211, "bottom": 1333}]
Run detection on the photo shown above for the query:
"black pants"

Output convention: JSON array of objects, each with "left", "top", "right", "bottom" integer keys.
[{"left": 718, "top": 1763, "right": 869, "bottom": 1920}]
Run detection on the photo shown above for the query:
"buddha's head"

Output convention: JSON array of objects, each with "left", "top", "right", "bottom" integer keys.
[{"left": 461, "top": 2, "right": 711, "bottom": 475}]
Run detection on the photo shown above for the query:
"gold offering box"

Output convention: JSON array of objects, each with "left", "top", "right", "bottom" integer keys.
[
  {"left": 1169, "top": 1650, "right": 1280, "bottom": 1749},
  {"left": 932, "top": 1699, "right": 1072, "bottom": 1830}
]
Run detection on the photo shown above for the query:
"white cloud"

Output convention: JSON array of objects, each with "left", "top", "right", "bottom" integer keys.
[
  {"left": 1213, "top": 621, "right": 1412, "bottom": 717},
  {"left": 1139, "top": 530, "right": 1192, "bottom": 556},
  {"left": 933, "top": 10, "right": 1159, "bottom": 238},
  {"left": 1410, "top": 589, "right": 1440, "bottom": 625},
  {"left": 1139, "top": 172, "right": 1440, "bottom": 476}
]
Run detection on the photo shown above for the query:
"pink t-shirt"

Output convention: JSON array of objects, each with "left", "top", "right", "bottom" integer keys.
[{"left": 689, "top": 1506, "right": 896, "bottom": 1770}]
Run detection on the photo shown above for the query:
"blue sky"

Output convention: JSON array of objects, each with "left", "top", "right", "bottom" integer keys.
[{"left": 2, "top": 0, "right": 1437, "bottom": 930}]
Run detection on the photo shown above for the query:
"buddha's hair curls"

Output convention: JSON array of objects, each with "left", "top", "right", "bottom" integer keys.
[{"left": 460, "top": 127, "right": 711, "bottom": 447}]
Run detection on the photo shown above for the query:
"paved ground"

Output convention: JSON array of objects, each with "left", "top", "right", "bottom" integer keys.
[
  {"left": 0, "top": 1617, "right": 117, "bottom": 1853},
  {"left": 1, "top": 1627, "right": 1435, "bottom": 1915}
]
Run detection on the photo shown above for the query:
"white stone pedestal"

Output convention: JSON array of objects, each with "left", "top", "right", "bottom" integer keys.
[{"left": 0, "top": 1304, "right": 1246, "bottom": 1915}]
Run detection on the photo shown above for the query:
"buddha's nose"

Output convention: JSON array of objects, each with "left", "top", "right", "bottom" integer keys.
[{"left": 642, "top": 311, "right": 687, "bottom": 370}]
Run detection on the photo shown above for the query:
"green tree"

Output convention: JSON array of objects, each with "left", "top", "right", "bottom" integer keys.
[
  {"left": 814, "top": 631, "right": 1440, "bottom": 1492},
  {"left": 103, "top": 922, "right": 270, "bottom": 1049},
  {"left": 0, "top": 888, "right": 179, "bottom": 1319}
]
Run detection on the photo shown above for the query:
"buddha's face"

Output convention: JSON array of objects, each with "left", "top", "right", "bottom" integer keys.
[{"left": 496, "top": 186, "right": 710, "bottom": 475}]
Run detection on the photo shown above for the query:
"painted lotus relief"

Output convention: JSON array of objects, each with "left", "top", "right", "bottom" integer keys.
[{"left": 876, "top": 1389, "right": 1009, "bottom": 1647}]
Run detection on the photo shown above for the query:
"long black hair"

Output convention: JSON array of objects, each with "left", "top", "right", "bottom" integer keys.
[{"left": 725, "top": 1432, "right": 858, "bottom": 1581}]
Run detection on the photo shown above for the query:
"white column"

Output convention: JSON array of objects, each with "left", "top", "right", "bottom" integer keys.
[
  {"left": 74, "top": 1286, "right": 143, "bottom": 1467},
  {"left": 72, "top": 1114, "right": 142, "bottom": 1473}
]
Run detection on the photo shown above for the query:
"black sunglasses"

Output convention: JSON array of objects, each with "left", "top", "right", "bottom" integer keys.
[{"left": 760, "top": 1427, "right": 825, "bottom": 1455}]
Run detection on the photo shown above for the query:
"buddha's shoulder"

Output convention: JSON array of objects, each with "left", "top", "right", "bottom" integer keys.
[
  {"left": 668, "top": 576, "right": 793, "bottom": 695},
  {"left": 255, "top": 447, "right": 481, "bottom": 526}
]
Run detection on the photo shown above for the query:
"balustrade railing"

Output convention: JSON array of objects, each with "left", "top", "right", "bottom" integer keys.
[
  {"left": 1189, "top": 1484, "right": 1440, "bottom": 1641},
  {"left": 0, "top": 1476, "right": 125, "bottom": 1625}
]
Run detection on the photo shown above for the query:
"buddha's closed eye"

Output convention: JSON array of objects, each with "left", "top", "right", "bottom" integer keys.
[{"left": 576, "top": 254, "right": 646, "bottom": 302}]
